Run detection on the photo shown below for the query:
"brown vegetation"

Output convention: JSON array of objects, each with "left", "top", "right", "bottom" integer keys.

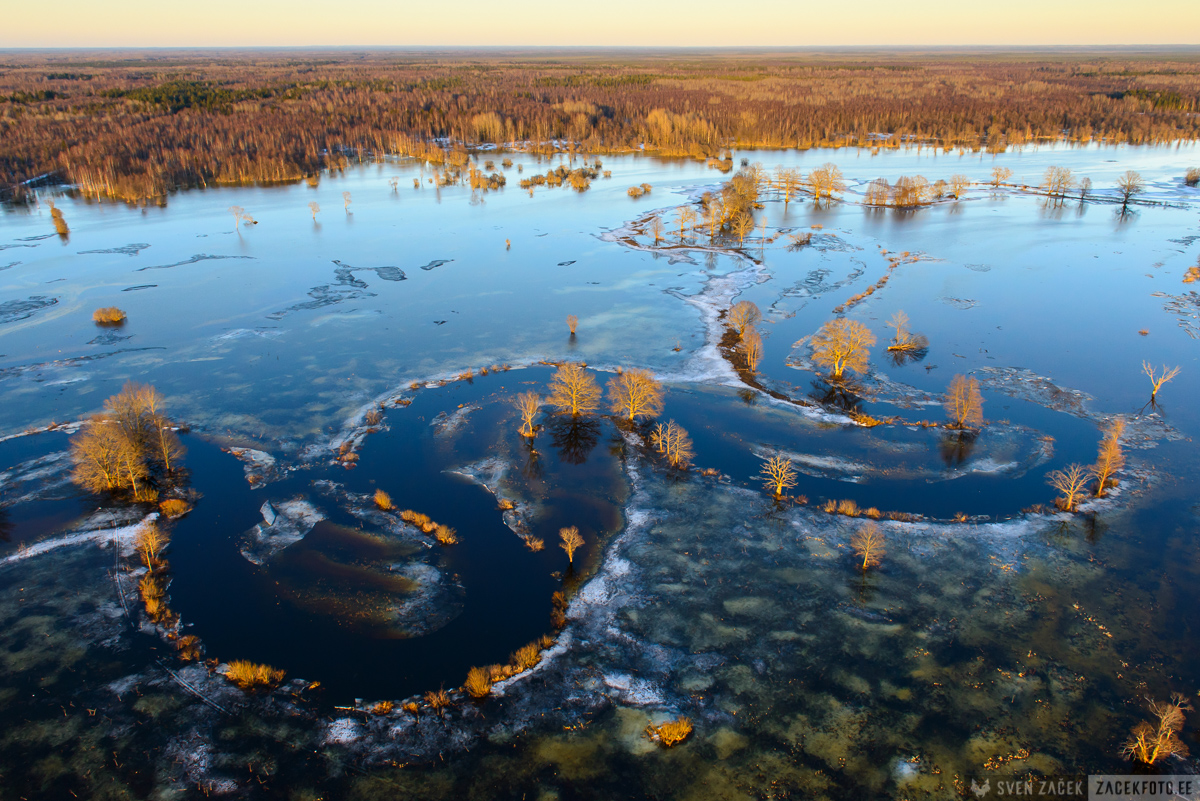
[
  {"left": 646, "top": 717, "right": 693, "bottom": 747},
  {"left": 850, "top": 523, "right": 885, "bottom": 571},
  {"left": 159, "top": 498, "right": 191, "bottom": 518},
  {"left": 944, "top": 375, "right": 985, "bottom": 429},
  {"left": 607, "top": 368, "right": 664, "bottom": 422},
  {"left": 559, "top": 526, "right": 584, "bottom": 564},
  {"left": 49, "top": 202, "right": 69, "bottom": 235},
  {"left": 1122, "top": 694, "right": 1191, "bottom": 764},
  {"left": 886, "top": 311, "right": 928, "bottom": 352},
  {"left": 92, "top": 307, "right": 127, "bottom": 325},
  {"left": 225, "top": 660, "right": 286, "bottom": 691},
  {"left": 464, "top": 667, "right": 493, "bottom": 699},
  {"left": 71, "top": 383, "right": 184, "bottom": 500},
  {"left": 524, "top": 536, "right": 544, "bottom": 552},
  {"left": 372, "top": 700, "right": 394, "bottom": 715},
  {"left": 373, "top": 489, "right": 393, "bottom": 510},
  {"left": 1186, "top": 167, "right": 1200, "bottom": 186},
  {"left": 135, "top": 523, "right": 168, "bottom": 571},
  {"left": 3, "top": 53, "right": 1199, "bottom": 202},
  {"left": 547, "top": 363, "right": 601, "bottom": 416},
  {"left": 434, "top": 524, "right": 458, "bottom": 545},
  {"left": 760, "top": 456, "right": 797, "bottom": 497},
  {"left": 424, "top": 687, "right": 451, "bottom": 716},
  {"left": 811, "top": 319, "right": 875, "bottom": 380},
  {"left": 566, "top": 314, "right": 578, "bottom": 334},
  {"left": 1117, "top": 169, "right": 1144, "bottom": 209},
  {"left": 650, "top": 420, "right": 694, "bottom": 469},
  {"left": 742, "top": 330, "right": 763, "bottom": 372}
]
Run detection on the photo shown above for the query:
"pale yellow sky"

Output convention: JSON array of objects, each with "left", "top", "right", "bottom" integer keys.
[{"left": 3, "top": 0, "right": 1198, "bottom": 47}]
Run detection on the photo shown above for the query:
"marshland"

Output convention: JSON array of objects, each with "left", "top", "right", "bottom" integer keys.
[{"left": 1, "top": 50, "right": 1200, "bottom": 799}]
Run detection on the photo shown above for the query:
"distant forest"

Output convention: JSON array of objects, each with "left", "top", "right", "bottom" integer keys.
[{"left": 1, "top": 50, "right": 1198, "bottom": 202}]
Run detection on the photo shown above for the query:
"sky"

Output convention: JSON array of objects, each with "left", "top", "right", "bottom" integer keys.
[{"left": 2, "top": 0, "right": 1198, "bottom": 48}]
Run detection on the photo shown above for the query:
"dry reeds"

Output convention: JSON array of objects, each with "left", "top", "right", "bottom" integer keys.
[
  {"left": 511, "top": 643, "right": 542, "bottom": 672},
  {"left": 424, "top": 687, "right": 450, "bottom": 716},
  {"left": 837, "top": 499, "right": 860, "bottom": 517},
  {"left": 176, "top": 634, "right": 202, "bottom": 661},
  {"left": 92, "top": 307, "right": 127, "bottom": 325},
  {"left": 374, "top": 489, "right": 393, "bottom": 511},
  {"left": 464, "top": 667, "right": 493, "bottom": 699},
  {"left": 159, "top": 499, "right": 191, "bottom": 518},
  {"left": 524, "top": 536, "right": 544, "bottom": 552},
  {"left": 372, "top": 700, "right": 394, "bottom": 715},
  {"left": 225, "top": 660, "right": 286, "bottom": 691},
  {"left": 434, "top": 524, "right": 458, "bottom": 545}
]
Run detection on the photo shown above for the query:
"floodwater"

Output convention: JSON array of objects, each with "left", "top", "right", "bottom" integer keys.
[{"left": 1, "top": 141, "right": 1199, "bottom": 799}]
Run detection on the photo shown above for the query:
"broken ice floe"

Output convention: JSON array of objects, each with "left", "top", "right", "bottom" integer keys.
[{"left": 240, "top": 498, "right": 324, "bottom": 565}]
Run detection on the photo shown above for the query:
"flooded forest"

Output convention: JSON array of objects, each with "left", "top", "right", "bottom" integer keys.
[{"left": 1, "top": 49, "right": 1200, "bottom": 800}]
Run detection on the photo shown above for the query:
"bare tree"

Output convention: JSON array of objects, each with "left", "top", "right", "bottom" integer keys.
[
  {"left": 730, "top": 213, "right": 753, "bottom": 245},
  {"left": 567, "top": 315, "right": 578, "bottom": 335},
  {"left": 776, "top": 167, "right": 802, "bottom": 208},
  {"left": 136, "top": 523, "right": 168, "bottom": 572},
  {"left": 1092, "top": 419, "right": 1125, "bottom": 497},
  {"left": 760, "top": 455, "right": 797, "bottom": 497},
  {"left": 514, "top": 392, "right": 541, "bottom": 438},
  {"left": 1079, "top": 177, "right": 1092, "bottom": 201},
  {"left": 547, "top": 363, "right": 601, "bottom": 416},
  {"left": 308, "top": 201, "right": 320, "bottom": 220},
  {"left": 607, "top": 369, "right": 664, "bottom": 422},
  {"left": 650, "top": 421, "right": 694, "bottom": 469},
  {"left": 1123, "top": 694, "right": 1192, "bottom": 765},
  {"left": 1142, "top": 361, "right": 1180, "bottom": 400},
  {"left": 1043, "top": 166, "right": 1075, "bottom": 202},
  {"left": 944, "top": 375, "right": 985, "bottom": 429},
  {"left": 649, "top": 215, "right": 663, "bottom": 244},
  {"left": 864, "top": 178, "right": 890, "bottom": 206},
  {"left": 851, "top": 523, "right": 885, "bottom": 571},
  {"left": 559, "top": 526, "right": 584, "bottom": 564},
  {"left": 743, "top": 329, "right": 763, "bottom": 371},
  {"left": 885, "top": 310, "right": 929, "bottom": 352},
  {"left": 807, "top": 163, "right": 846, "bottom": 203},
  {"left": 811, "top": 319, "right": 875, "bottom": 380},
  {"left": 70, "top": 415, "right": 126, "bottom": 493},
  {"left": 1048, "top": 464, "right": 1092, "bottom": 512},
  {"left": 675, "top": 206, "right": 696, "bottom": 240},
  {"left": 990, "top": 166, "right": 1012, "bottom": 188},
  {"left": 891, "top": 176, "right": 931, "bottom": 207},
  {"left": 342, "top": 191, "right": 352, "bottom": 212},
  {"left": 229, "top": 205, "right": 245, "bottom": 231},
  {"left": 1117, "top": 170, "right": 1144, "bottom": 210},
  {"left": 949, "top": 174, "right": 970, "bottom": 199},
  {"left": 727, "top": 300, "right": 761, "bottom": 336}
]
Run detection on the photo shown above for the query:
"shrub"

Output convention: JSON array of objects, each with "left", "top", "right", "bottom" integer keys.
[
  {"left": 837, "top": 499, "right": 859, "bottom": 517},
  {"left": 176, "top": 634, "right": 202, "bottom": 661},
  {"left": 434, "top": 524, "right": 458, "bottom": 545},
  {"left": 93, "top": 307, "right": 127, "bottom": 325},
  {"left": 1186, "top": 167, "right": 1199, "bottom": 187},
  {"left": 424, "top": 687, "right": 450, "bottom": 716},
  {"left": 372, "top": 700, "right": 394, "bottom": 715},
  {"left": 225, "top": 660, "right": 286, "bottom": 691},
  {"left": 647, "top": 717, "right": 693, "bottom": 747},
  {"left": 524, "top": 536, "right": 544, "bottom": 552},
  {"left": 159, "top": 499, "right": 191, "bottom": 518},
  {"left": 374, "top": 489, "right": 393, "bottom": 510},
  {"left": 365, "top": 409, "right": 383, "bottom": 426},
  {"left": 464, "top": 667, "right": 493, "bottom": 699},
  {"left": 511, "top": 643, "right": 541, "bottom": 672}
]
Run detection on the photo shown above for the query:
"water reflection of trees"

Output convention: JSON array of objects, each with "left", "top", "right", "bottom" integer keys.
[
  {"left": 549, "top": 416, "right": 601, "bottom": 465},
  {"left": 888, "top": 345, "right": 928, "bottom": 367},
  {"left": 520, "top": 438, "right": 544, "bottom": 481},
  {"left": 939, "top": 430, "right": 977, "bottom": 467},
  {"left": 810, "top": 378, "right": 864, "bottom": 416}
]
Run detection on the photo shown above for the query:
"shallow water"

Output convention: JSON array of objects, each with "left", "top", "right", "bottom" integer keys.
[{"left": 1, "top": 142, "right": 1199, "bottom": 798}]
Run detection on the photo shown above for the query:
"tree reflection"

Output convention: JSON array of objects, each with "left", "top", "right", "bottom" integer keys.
[
  {"left": 549, "top": 415, "right": 601, "bottom": 465},
  {"left": 939, "top": 430, "right": 977, "bottom": 467},
  {"left": 888, "top": 345, "right": 928, "bottom": 367},
  {"left": 737, "top": 388, "right": 759, "bottom": 406},
  {"left": 810, "top": 378, "right": 864, "bottom": 416},
  {"left": 520, "top": 438, "right": 544, "bottom": 481}
]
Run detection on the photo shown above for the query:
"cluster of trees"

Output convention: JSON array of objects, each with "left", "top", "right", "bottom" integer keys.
[
  {"left": 513, "top": 363, "right": 696, "bottom": 469},
  {"left": 1046, "top": 419, "right": 1126, "bottom": 512},
  {"left": 726, "top": 300, "right": 764, "bottom": 372},
  {"left": 5, "top": 52, "right": 1199, "bottom": 201},
  {"left": 863, "top": 174, "right": 969, "bottom": 207},
  {"left": 70, "top": 382, "right": 185, "bottom": 502}
]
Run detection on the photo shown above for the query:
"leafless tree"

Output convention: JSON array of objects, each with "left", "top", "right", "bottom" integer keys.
[
  {"left": 1048, "top": 464, "right": 1092, "bottom": 512},
  {"left": 514, "top": 392, "right": 541, "bottom": 438},
  {"left": 743, "top": 329, "right": 763, "bottom": 371},
  {"left": 567, "top": 314, "right": 578, "bottom": 335},
  {"left": 675, "top": 206, "right": 696, "bottom": 240},
  {"left": 559, "top": 526, "right": 584, "bottom": 564},
  {"left": 807, "top": 163, "right": 846, "bottom": 203},
  {"left": 949, "top": 174, "right": 970, "bottom": 198},
  {"left": 607, "top": 369, "right": 664, "bottom": 422},
  {"left": 811, "top": 319, "right": 875, "bottom": 380},
  {"left": 547, "top": 363, "right": 601, "bottom": 416},
  {"left": 136, "top": 523, "right": 168, "bottom": 572},
  {"left": 650, "top": 420, "right": 694, "bottom": 469},
  {"left": 342, "top": 191, "right": 352, "bottom": 211},
  {"left": 990, "top": 166, "right": 1012, "bottom": 188},
  {"left": 649, "top": 215, "right": 663, "bottom": 244},
  {"left": 851, "top": 523, "right": 885, "bottom": 571},
  {"left": 944, "top": 375, "right": 984, "bottom": 429},
  {"left": 1043, "top": 166, "right": 1075, "bottom": 202},
  {"left": 760, "top": 455, "right": 797, "bottom": 497},
  {"left": 1142, "top": 361, "right": 1180, "bottom": 400},
  {"left": 727, "top": 300, "right": 761, "bottom": 336},
  {"left": 1117, "top": 170, "right": 1144, "bottom": 210},
  {"left": 229, "top": 205, "right": 245, "bottom": 231},
  {"left": 1092, "top": 419, "right": 1125, "bottom": 497},
  {"left": 308, "top": 201, "right": 320, "bottom": 220},
  {"left": 776, "top": 167, "right": 802, "bottom": 208}
]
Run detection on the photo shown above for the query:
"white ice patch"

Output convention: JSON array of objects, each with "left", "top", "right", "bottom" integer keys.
[
  {"left": 0, "top": 513, "right": 158, "bottom": 567},
  {"left": 602, "top": 673, "right": 665, "bottom": 706},
  {"left": 322, "top": 717, "right": 364, "bottom": 745}
]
